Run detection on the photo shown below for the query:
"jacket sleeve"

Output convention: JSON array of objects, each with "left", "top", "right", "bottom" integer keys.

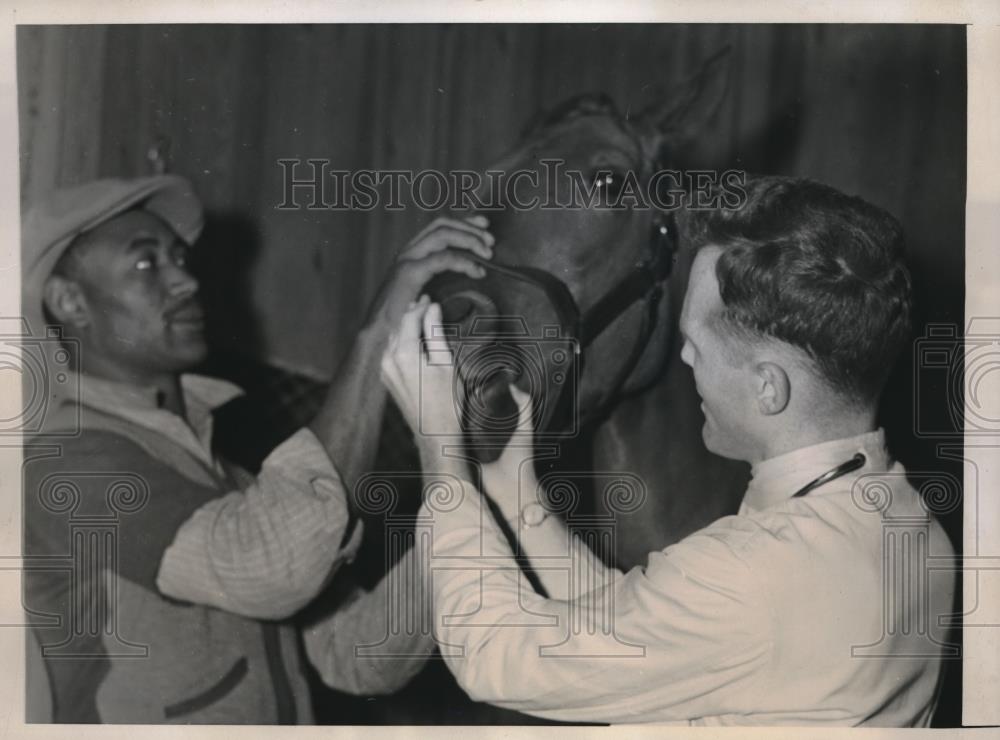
[
  {"left": 302, "top": 546, "right": 435, "bottom": 695},
  {"left": 157, "top": 428, "right": 362, "bottom": 619}
]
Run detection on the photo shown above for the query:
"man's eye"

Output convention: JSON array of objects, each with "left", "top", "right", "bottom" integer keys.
[
  {"left": 135, "top": 257, "right": 154, "bottom": 271},
  {"left": 172, "top": 246, "right": 190, "bottom": 267}
]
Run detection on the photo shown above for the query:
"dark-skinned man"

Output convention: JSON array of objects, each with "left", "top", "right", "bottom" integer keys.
[{"left": 21, "top": 174, "right": 492, "bottom": 723}]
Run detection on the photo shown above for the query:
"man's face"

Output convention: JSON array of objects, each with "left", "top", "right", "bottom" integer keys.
[
  {"left": 67, "top": 209, "right": 207, "bottom": 376},
  {"left": 679, "top": 247, "right": 757, "bottom": 461}
]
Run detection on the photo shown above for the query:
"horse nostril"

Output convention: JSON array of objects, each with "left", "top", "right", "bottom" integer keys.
[
  {"left": 462, "top": 361, "right": 521, "bottom": 434},
  {"left": 459, "top": 351, "right": 519, "bottom": 389},
  {"left": 438, "top": 289, "right": 497, "bottom": 330},
  {"left": 482, "top": 363, "right": 521, "bottom": 388}
]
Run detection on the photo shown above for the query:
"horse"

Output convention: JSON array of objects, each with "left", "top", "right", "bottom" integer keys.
[
  {"left": 425, "top": 49, "right": 749, "bottom": 569},
  {"left": 210, "top": 51, "right": 750, "bottom": 722}
]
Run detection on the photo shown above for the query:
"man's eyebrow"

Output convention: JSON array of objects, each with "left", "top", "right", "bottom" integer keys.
[{"left": 126, "top": 235, "right": 160, "bottom": 251}]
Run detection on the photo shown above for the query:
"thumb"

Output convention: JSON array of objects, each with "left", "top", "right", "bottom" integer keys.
[
  {"left": 508, "top": 384, "right": 535, "bottom": 435},
  {"left": 422, "top": 300, "right": 452, "bottom": 363}
]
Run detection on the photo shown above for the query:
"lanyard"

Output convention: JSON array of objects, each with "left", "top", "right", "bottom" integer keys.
[{"left": 791, "top": 453, "right": 867, "bottom": 498}]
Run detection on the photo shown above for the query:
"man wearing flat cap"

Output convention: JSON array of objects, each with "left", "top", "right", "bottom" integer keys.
[{"left": 21, "top": 174, "right": 493, "bottom": 723}]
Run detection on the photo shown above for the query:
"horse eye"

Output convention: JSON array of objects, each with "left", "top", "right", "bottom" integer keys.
[{"left": 593, "top": 170, "right": 625, "bottom": 200}]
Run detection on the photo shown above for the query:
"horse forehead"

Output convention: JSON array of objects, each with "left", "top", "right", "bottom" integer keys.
[
  {"left": 492, "top": 201, "right": 642, "bottom": 265},
  {"left": 518, "top": 115, "right": 642, "bottom": 168}
]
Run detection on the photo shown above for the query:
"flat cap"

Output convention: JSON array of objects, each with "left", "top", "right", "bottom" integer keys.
[{"left": 22, "top": 175, "right": 204, "bottom": 332}]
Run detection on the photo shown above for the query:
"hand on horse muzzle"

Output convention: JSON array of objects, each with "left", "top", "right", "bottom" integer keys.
[
  {"left": 459, "top": 354, "right": 529, "bottom": 464},
  {"left": 423, "top": 266, "right": 577, "bottom": 463},
  {"left": 380, "top": 295, "right": 549, "bottom": 467}
]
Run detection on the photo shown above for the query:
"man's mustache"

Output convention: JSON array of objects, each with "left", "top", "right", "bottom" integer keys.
[{"left": 164, "top": 298, "right": 204, "bottom": 321}]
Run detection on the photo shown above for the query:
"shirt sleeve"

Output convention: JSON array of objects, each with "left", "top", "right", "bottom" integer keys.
[
  {"left": 302, "top": 547, "right": 436, "bottom": 696},
  {"left": 479, "top": 464, "right": 621, "bottom": 602},
  {"left": 501, "top": 514, "right": 620, "bottom": 602},
  {"left": 423, "top": 481, "right": 773, "bottom": 724},
  {"left": 157, "top": 428, "right": 362, "bottom": 619}
]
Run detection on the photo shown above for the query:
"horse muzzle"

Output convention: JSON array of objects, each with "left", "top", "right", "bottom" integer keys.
[
  {"left": 422, "top": 211, "right": 676, "bottom": 459},
  {"left": 424, "top": 269, "right": 580, "bottom": 461}
]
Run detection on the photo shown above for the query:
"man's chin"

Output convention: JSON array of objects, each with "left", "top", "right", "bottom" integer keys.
[
  {"left": 701, "top": 422, "right": 723, "bottom": 456},
  {"left": 166, "top": 339, "right": 209, "bottom": 371},
  {"left": 701, "top": 426, "right": 744, "bottom": 462},
  {"left": 701, "top": 423, "right": 716, "bottom": 453}
]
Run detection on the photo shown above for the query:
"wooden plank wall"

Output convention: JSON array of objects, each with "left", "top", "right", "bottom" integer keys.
[{"left": 17, "top": 23, "right": 965, "bottom": 380}]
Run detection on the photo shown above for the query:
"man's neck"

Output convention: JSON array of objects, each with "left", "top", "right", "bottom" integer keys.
[
  {"left": 77, "top": 359, "right": 187, "bottom": 419},
  {"left": 755, "top": 407, "right": 878, "bottom": 463}
]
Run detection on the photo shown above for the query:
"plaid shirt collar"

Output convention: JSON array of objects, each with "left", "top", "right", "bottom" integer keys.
[{"left": 58, "top": 370, "right": 244, "bottom": 470}]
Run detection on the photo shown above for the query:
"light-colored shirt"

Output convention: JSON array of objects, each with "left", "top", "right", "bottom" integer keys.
[
  {"left": 56, "top": 371, "right": 433, "bottom": 694},
  {"left": 422, "top": 430, "right": 956, "bottom": 725}
]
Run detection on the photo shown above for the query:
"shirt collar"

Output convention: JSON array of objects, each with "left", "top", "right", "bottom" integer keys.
[
  {"left": 64, "top": 369, "right": 243, "bottom": 420},
  {"left": 741, "top": 429, "right": 891, "bottom": 514},
  {"left": 179, "top": 373, "right": 245, "bottom": 411},
  {"left": 55, "top": 370, "right": 244, "bottom": 470}
]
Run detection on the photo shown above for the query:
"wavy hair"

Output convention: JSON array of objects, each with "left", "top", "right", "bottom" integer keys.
[{"left": 685, "top": 176, "right": 913, "bottom": 403}]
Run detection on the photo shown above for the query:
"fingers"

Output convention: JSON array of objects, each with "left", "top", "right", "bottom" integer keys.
[
  {"left": 508, "top": 383, "right": 535, "bottom": 435},
  {"left": 409, "top": 215, "right": 490, "bottom": 244},
  {"left": 400, "top": 250, "right": 487, "bottom": 286},
  {"left": 422, "top": 301, "right": 453, "bottom": 365},
  {"left": 402, "top": 216, "right": 495, "bottom": 261},
  {"left": 382, "top": 297, "right": 427, "bottom": 371},
  {"left": 423, "top": 301, "right": 465, "bottom": 416},
  {"left": 399, "top": 294, "right": 431, "bottom": 349}
]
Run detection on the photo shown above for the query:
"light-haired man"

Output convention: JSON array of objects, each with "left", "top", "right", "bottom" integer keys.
[{"left": 381, "top": 176, "right": 956, "bottom": 726}]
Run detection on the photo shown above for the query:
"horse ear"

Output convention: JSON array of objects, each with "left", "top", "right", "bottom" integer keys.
[{"left": 636, "top": 45, "right": 732, "bottom": 160}]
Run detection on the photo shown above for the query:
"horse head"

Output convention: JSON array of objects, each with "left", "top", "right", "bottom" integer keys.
[{"left": 426, "top": 49, "right": 731, "bottom": 460}]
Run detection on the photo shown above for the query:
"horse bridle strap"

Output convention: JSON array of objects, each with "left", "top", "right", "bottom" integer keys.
[
  {"left": 449, "top": 211, "right": 676, "bottom": 432},
  {"left": 577, "top": 220, "right": 675, "bottom": 348},
  {"left": 573, "top": 218, "right": 674, "bottom": 428},
  {"left": 452, "top": 257, "right": 585, "bottom": 344},
  {"left": 425, "top": 208, "right": 676, "bottom": 436},
  {"left": 455, "top": 211, "right": 675, "bottom": 350}
]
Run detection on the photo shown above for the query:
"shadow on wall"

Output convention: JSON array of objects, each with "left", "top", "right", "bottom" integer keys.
[{"left": 194, "top": 209, "right": 266, "bottom": 362}]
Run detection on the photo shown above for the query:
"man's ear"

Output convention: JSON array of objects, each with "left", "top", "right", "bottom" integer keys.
[
  {"left": 42, "top": 275, "right": 90, "bottom": 328},
  {"left": 754, "top": 361, "right": 790, "bottom": 415}
]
